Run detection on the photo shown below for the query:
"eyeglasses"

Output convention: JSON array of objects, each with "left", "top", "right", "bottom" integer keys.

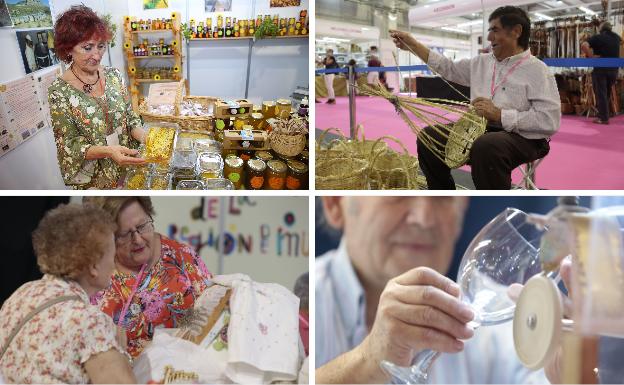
[{"left": 115, "top": 219, "right": 154, "bottom": 244}]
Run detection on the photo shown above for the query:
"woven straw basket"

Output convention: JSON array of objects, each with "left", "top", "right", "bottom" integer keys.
[
  {"left": 269, "top": 132, "right": 306, "bottom": 157},
  {"left": 316, "top": 157, "right": 369, "bottom": 190}
]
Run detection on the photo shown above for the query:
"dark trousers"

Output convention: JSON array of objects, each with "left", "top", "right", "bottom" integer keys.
[
  {"left": 592, "top": 70, "right": 618, "bottom": 122},
  {"left": 416, "top": 126, "right": 550, "bottom": 190}
]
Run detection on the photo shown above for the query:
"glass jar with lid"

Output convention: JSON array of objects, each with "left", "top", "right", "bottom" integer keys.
[
  {"left": 265, "top": 160, "right": 287, "bottom": 190},
  {"left": 297, "top": 149, "right": 309, "bottom": 164},
  {"left": 255, "top": 150, "right": 273, "bottom": 163},
  {"left": 250, "top": 112, "right": 265, "bottom": 130},
  {"left": 275, "top": 98, "right": 292, "bottom": 119},
  {"left": 262, "top": 101, "right": 276, "bottom": 119},
  {"left": 286, "top": 160, "right": 308, "bottom": 190},
  {"left": 223, "top": 155, "right": 244, "bottom": 189},
  {"left": 245, "top": 159, "right": 266, "bottom": 190},
  {"left": 239, "top": 149, "right": 254, "bottom": 163}
]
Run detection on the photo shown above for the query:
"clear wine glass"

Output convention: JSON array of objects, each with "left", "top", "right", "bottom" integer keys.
[{"left": 381, "top": 208, "right": 557, "bottom": 384}]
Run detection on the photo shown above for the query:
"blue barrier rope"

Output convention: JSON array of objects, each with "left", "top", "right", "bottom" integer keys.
[{"left": 315, "top": 58, "right": 624, "bottom": 74}]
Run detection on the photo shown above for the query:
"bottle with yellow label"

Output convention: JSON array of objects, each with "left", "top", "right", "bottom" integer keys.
[
  {"left": 217, "top": 15, "right": 224, "bottom": 38},
  {"left": 206, "top": 18, "right": 212, "bottom": 38},
  {"left": 234, "top": 18, "right": 240, "bottom": 37},
  {"left": 225, "top": 17, "right": 232, "bottom": 37}
]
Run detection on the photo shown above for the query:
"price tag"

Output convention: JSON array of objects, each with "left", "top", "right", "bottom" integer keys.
[{"left": 241, "top": 129, "right": 254, "bottom": 141}]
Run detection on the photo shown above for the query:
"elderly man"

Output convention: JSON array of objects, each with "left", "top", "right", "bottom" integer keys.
[
  {"left": 390, "top": 6, "right": 560, "bottom": 189},
  {"left": 316, "top": 196, "right": 553, "bottom": 383}
]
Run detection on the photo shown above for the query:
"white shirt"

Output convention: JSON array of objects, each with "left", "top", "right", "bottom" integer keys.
[
  {"left": 427, "top": 50, "right": 561, "bottom": 140},
  {"left": 315, "top": 240, "right": 549, "bottom": 383}
]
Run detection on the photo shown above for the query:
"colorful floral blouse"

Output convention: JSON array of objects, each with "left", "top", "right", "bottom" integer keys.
[
  {"left": 0, "top": 275, "right": 126, "bottom": 383},
  {"left": 92, "top": 236, "right": 213, "bottom": 357},
  {"left": 48, "top": 67, "right": 142, "bottom": 189}
]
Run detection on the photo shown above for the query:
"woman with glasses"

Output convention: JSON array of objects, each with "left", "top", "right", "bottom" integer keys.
[
  {"left": 84, "top": 197, "right": 212, "bottom": 358},
  {"left": 48, "top": 5, "right": 146, "bottom": 189},
  {"left": 0, "top": 204, "right": 135, "bottom": 383}
]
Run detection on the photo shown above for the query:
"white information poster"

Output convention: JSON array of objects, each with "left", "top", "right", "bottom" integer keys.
[
  {"left": 0, "top": 73, "right": 48, "bottom": 157},
  {"left": 35, "top": 66, "right": 60, "bottom": 126}
]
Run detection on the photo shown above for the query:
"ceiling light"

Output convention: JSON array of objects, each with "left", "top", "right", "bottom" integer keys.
[
  {"left": 534, "top": 12, "right": 554, "bottom": 20},
  {"left": 361, "top": 27, "right": 370, "bottom": 31},
  {"left": 457, "top": 19, "right": 483, "bottom": 27},
  {"left": 389, "top": 13, "right": 397, "bottom": 21},
  {"left": 578, "top": 6, "right": 596, "bottom": 15},
  {"left": 441, "top": 26, "right": 469, "bottom": 34}
]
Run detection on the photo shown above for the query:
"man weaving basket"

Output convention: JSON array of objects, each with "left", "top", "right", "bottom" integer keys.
[{"left": 390, "top": 6, "right": 560, "bottom": 189}]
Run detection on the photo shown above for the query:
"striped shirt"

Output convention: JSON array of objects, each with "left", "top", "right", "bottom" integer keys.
[
  {"left": 315, "top": 240, "right": 548, "bottom": 383},
  {"left": 427, "top": 49, "right": 561, "bottom": 140}
]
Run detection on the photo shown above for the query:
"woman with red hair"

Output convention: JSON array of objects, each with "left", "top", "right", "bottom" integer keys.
[{"left": 48, "top": 5, "right": 146, "bottom": 189}]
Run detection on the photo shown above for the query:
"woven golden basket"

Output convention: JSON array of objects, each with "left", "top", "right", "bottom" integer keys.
[
  {"left": 316, "top": 126, "right": 389, "bottom": 162},
  {"left": 367, "top": 135, "right": 419, "bottom": 190},
  {"left": 269, "top": 132, "right": 306, "bottom": 157},
  {"left": 316, "top": 157, "right": 369, "bottom": 190},
  {"left": 444, "top": 112, "right": 487, "bottom": 168}
]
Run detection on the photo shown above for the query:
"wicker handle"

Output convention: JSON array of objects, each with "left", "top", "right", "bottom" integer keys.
[{"left": 368, "top": 135, "right": 416, "bottom": 190}]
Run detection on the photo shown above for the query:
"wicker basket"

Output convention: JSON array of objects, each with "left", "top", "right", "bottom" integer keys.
[
  {"left": 444, "top": 112, "right": 486, "bottom": 169},
  {"left": 368, "top": 135, "right": 419, "bottom": 190},
  {"left": 316, "top": 158, "right": 369, "bottom": 190},
  {"left": 269, "top": 132, "right": 306, "bottom": 157},
  {"left": 316, "top": 126, "right": 388, "bottom": 162},
  {"left": 139, "top": 79, "right": 217, "bottom": 132}
]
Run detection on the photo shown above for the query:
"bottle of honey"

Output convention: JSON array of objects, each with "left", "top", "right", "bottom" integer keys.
[
  {"left": 225, "top": 17, "right": 232, "bottom": 37},
  {"left": 217, "top": 15, "right": 224, "bottom": 38},
  {"left": 206, "top": 18, "right": 212, "bottom": 38},
  {"left": 233, "top": 18, "right": 239, "bottom": 37}
]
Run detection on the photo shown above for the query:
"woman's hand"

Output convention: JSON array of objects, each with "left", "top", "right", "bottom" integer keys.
[{"left": 108, "top": 145, "right": 146, "bottom": 166}]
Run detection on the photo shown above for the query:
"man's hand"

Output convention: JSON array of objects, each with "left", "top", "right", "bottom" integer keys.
[
  {"left": 361, "top": 267, "right": 475, "bottom": 379},
  {"left": 389, "top": 30, "right": 418, "bottom": 52},
  {"left": 472, "top": 97, "right": 502, "bottom": 123}
]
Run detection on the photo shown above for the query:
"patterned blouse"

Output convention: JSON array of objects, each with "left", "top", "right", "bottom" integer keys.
[
  {"left": 48, "top": 67, "right": 142, "bottom": 189},
  {"left": 0, "top": 275, "right": 126, "bottom": 383},
  {"left": 92, "top": 236, "right": 213, "bottom": 357}
]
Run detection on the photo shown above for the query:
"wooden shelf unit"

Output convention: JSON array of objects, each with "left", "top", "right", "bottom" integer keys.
[{"left": 123, "top": 13, "right": 185, "bottom": 110}]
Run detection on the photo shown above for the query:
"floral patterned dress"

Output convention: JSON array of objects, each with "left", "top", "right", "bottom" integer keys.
[
  {"left": 48, "top": 67, "right": 142, "bottom": 189},
  {"left": 92, "top": 236, "right": 213, "bottom": 357},
  {"left": 0, "top": 275, "right": 127, "bottom": 383}
]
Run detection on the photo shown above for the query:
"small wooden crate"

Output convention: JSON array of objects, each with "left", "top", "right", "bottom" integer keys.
[
  {"left": 222, "top": 130, "right": 269, "bottom": 151},
  {"left": 214, "top": 99, "right": 253, "bottom": 118}
]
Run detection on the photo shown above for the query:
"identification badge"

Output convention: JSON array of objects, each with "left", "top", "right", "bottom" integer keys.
[{"left": 106, "top": 132, "right": 119, "bottom": 146}]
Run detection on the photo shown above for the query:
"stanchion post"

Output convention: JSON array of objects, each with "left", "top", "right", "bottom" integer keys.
[{"left": 348, "top": 64, "right": 356, "bottom": 139}]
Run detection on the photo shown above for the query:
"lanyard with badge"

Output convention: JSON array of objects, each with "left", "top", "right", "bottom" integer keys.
[{"left": 490, "top": 51, "right": 531, "bottom": 98}]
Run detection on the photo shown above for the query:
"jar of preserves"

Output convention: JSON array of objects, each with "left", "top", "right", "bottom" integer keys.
[
  {"left": 297, "top": 149, "right": 309, "bottom": 164},
  {"left": 239, "top": 149, "right": 254, "bottom": 163},
  {"left": 252, "top": 104, "right": 262, "bottom": 114},
  {"left": 250, "top": 112, "right": 265, "bottom": 130},
  {"left": 196, "top": 152, "right": 224, "bottom": 179},
  {"left": 262, "top": 101, "right": 276, "bottom": 119},
  {"left": 265, "top": 160, "right": 287, "bottom": 190},
  {"left": 286, "top": 160, "right": 308, "bottom": 190},
  {"left": 245, "top": 159, "right": 266, "bottom": 190},
  {"left": 255, "top": 150, "right": 273, "bottom": 163},
  {"left": 223, "top": 155, "right": 244, "bottom": 189},
  {"left": 275, "top": 98, "right": 291, "bottom": 119},
  {"left": 233, "top": 117, "right": 249, "bottom": 130}
]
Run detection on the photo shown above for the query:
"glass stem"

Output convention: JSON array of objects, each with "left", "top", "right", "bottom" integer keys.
[{"left": 380, "top": 349, "right": 441, "bottom": 384}]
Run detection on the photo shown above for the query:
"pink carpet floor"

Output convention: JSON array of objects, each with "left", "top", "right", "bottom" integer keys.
[{"left": 315, "top": 95, "right": 624, "bottom": 190}]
